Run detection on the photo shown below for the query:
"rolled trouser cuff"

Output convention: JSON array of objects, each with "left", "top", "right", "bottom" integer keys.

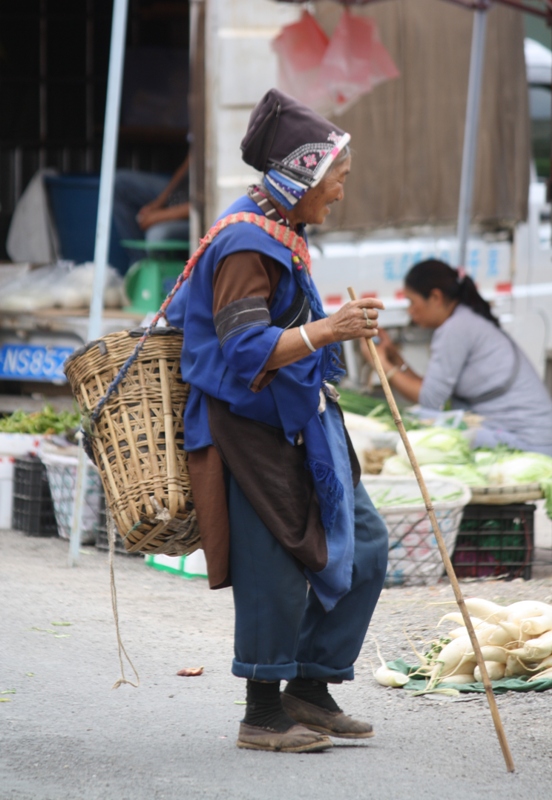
[
  {"left": 232, "top": 659, "right": 298, "bottom": 681},
  {"left": 297, "top": 663, "right": 355, "bottom": 682}
]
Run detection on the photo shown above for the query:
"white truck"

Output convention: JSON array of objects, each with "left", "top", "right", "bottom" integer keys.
[{"left": 202, "top": 1, "right": 552, "bottom": 387}]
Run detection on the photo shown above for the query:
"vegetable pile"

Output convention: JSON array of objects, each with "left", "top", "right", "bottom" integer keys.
[
  {"left": 375, "top": 597, "right": 552, "bottom": 693},
  {"left": 379, "top": 427, "right": 552, "bottom": 517},
  {"left": 0, "top": 405, "right": 80, "bottom": 435},
  {"left": 369, "top": 485, "right": 465, "bottom": 509},
  {"left": 338, "top": 388, "right": 421, "bottom": 431}
]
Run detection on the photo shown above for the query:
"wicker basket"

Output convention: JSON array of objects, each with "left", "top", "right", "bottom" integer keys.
[{"left": 64, "top": 327, "right": 199, "bottom": 556}]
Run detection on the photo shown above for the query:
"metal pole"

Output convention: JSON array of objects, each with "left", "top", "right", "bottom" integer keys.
[
  {"left": 89, "top": 0, "right": 128, "bottom": 342},
  {"left": 456, "top": 4, "right": 489, "bottom": 268},
  {"left": 69, "top": 0, "right": 128, "bottom": 566}
]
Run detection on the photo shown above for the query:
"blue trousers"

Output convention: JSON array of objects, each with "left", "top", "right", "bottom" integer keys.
[
  {"left": 112, "top": 170, "right": 190, "bottom": 271},
  {"left": 229, "top": 476, "right": 388, "bottom": 682}
]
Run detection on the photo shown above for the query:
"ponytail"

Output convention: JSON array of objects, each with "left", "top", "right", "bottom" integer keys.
[
  {"left": 405, "top": 259, "right": 500, "bottom": 328},
  {"left": 456, "top": 274, "right": 500, "bottom": 327}
]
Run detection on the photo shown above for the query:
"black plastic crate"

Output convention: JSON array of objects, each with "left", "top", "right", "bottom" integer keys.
[
  {"left": 12, "top": 456, "right": 58, "bottom": 537},
  {"left": 95, "top": 499, "right": 141, "bottom": 556},
  {"left": 452, "top": 503, "right": 534, "bottom": 580}
]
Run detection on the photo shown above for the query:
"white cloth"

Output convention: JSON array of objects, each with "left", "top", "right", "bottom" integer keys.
[{"left": 6, "top": 169, "right": 59, "bottom": 263}]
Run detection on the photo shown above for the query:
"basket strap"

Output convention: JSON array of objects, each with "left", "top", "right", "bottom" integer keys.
[{"left": 91, "top": 212, "right": 309, "bottom": 423}]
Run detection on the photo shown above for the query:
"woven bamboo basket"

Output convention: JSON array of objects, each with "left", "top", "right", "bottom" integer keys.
[{"left": 64, "top": 327, "right": 199, "bottom": 556}]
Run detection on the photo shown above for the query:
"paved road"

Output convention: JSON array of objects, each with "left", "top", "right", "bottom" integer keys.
[{"left": 2, "top": 530, "right": 552, "bottom": 800}]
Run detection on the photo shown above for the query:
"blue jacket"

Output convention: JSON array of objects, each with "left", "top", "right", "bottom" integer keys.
[{"left": 166, "top": 194, "right": 354, "bottom": 610}]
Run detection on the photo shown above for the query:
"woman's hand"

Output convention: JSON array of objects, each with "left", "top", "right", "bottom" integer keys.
[
  {"left": 136, "top": 198, "right": 165, "bottom": 227},
  {"left": 326, "top": 298, "right": 384, "bottom": 343},
  {"left": 376, "top": 328, "right": 402, "bottom": 364},
  {"left": 137, "top": 203, "right": 191, "bottom": 231}
]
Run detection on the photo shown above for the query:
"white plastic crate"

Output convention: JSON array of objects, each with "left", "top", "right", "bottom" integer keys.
[
  {"left": 0, "top": 455, "right": 15, "bottom": 529},
  {"left": 362, "top": 476, "right": 472, "bottom": 586},
  {"left": 39, "top": 448, "right": 103, "bottom": 544}
]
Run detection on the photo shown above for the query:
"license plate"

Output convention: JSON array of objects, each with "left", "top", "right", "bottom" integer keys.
[{"left": 0, "top": 344, "right": 75, "bottom": 382}]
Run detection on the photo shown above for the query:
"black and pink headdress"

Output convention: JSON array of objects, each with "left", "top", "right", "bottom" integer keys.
[{"left": 241, "top": 89, "right": 351, "bottom": 210}]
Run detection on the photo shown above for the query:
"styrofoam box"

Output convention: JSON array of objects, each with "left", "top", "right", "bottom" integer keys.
[
  {"left": 145, "top": 549, "right": 208, "bottom": 579},
  {"left": 0, "top": 433, "right": 43, "bottom": 457},
  {"left": 0, "top": 455, "right": 15, "bottom": 529}
]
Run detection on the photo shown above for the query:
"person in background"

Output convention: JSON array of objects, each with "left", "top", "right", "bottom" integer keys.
[
  {"left": 166, "top": 89, "right": 389, "bottom": 754},
  {"left": 112, "top": 155, "right": 190, "bottom": 272},
  {"left": 365, "top": 258, "right": 552, "bottom": 455}
]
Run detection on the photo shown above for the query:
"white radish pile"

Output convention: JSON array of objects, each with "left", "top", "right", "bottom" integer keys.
[{"left": 414, "top": 597, "right": 552, "bottom": 690}]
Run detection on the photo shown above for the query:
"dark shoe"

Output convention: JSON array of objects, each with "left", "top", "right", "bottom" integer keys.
[
  {"left": 236, "top": 722, "right": 333, "bottom": 753},
  {"left": 281, "top": 693, "right": 374, "bottom": 740}
]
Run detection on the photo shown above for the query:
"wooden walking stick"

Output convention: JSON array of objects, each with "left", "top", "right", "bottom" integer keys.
[{"left": 347, "top": 287, "right": 515, "bottom": 773}]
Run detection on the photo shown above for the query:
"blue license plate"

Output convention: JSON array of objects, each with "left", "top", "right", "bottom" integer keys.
[{"left": 0, "top": 344, "right": 75, "bottom": 382}]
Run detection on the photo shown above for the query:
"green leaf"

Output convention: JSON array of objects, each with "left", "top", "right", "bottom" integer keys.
[{"left": 51, "top": 621, "right": 72, "bottom": 627}]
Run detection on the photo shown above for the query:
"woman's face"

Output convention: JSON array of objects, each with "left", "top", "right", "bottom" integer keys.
[
  {"left": 404, "top": 287, "right": 451, "bottom": 329},
  {"left": 291, "top": 156, "right": 351, "bottom": 226}
]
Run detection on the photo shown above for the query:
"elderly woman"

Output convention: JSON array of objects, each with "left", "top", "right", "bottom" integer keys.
[
  {"left": 369, "top": 258, "right": 552, "bottom": 455},
  {"left": 166, "top": 89, "right": 388, "bottom": 754}
]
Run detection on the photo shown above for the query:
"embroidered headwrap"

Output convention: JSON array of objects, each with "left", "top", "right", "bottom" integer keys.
[{"left": 240, "top": 88, "right": 351, "bottom": 210}]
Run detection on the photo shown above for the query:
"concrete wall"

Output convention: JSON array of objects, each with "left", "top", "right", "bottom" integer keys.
[{"left": 204, "top": 0, "right": 300, "bottom": 224}]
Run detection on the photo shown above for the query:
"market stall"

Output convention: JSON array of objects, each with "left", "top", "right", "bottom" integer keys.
[{"left": 340, "top": 389, "right": 552, "bottom": 584}]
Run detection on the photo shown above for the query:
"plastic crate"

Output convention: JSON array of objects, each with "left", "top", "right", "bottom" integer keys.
[
  {"left": 39, "top": 450, "right": 102, "bottom": 545},
  {"left": 452, "top": 503, "right": 534, "bottom": 580},
  {"left": 361, "top": 476, "right": 471, "bottom": 586},
  {"left": 12, "top": 456, "right": 58, "bottom": 537}
]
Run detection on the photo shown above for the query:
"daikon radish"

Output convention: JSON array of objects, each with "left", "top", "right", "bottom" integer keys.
[
  {"left": 426, "top": 637, "right": 483, "bottom": 689},
  {"left": 464, "top": 598, "right": 508, "bottom": 624},
  {"left": 372, "top": 637, "right": 410, "bottom": 688},
  {"left": 528, "top": 666, "right": 552, "bottom": 682},
  {"left": 488, "top": 622, "right": 530, "bottom": 647},
  {"left": 448, "top": 626, "right": 468, "bottom": 640},
  {"left": 505, "top": 646, "right": 530, "bottom": 660},
  {"left": 448, "top": 659, "right": 477, "bottom": 676},
  {"left": 438, "top": 613, "right": 486, "bottom": 629},
  {"left": 479, "top": 645, "right": 508, "bottom": 664},
  {"left": 515, "top": 630, "right": 552, "bottom": 662},
  {"left": 467, "top": 626, "right": 496, "bottom": 647},
  {"left": 530, "top": 653, "right": 552, "bottom": 672},
  {"left": 504, "top": 655, "right": 534, "bottom": 677},
  {"left": 374, "top": 664, "right": 410, "bottom": 688},
  {"left": 438, "top": 673, "right": 475, "bottom": 685},
  {"left": 520, "top": 612, "right": 552, "bottom": 638},
  {"left": 506, "top": 601, "right": 552, "bottom": 624},
  {"left": 488, "top": 622, "right": 523, "bottom": 647},
  {"left": 474, "top": 661, "right": 506, "bottom": 682},
  {"left": 431, "top": 635, "right": 472, "bottom": 676}
]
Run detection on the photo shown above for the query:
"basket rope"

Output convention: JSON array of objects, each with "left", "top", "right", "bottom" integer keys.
[
  {"left": 91, "top": 212, "right": 310, "bottom": 424},
  {"left": 107, "top": 509, "right": 140, "bottom": 689}
]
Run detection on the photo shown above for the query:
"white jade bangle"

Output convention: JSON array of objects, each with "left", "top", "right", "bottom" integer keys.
[{"left": 299, "top": 325, "right": 317, "bottom": 353}]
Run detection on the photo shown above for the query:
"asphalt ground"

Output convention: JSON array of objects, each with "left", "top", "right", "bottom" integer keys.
[{"left": 2, "top": 529, "right": 552, "bottom": 800}]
